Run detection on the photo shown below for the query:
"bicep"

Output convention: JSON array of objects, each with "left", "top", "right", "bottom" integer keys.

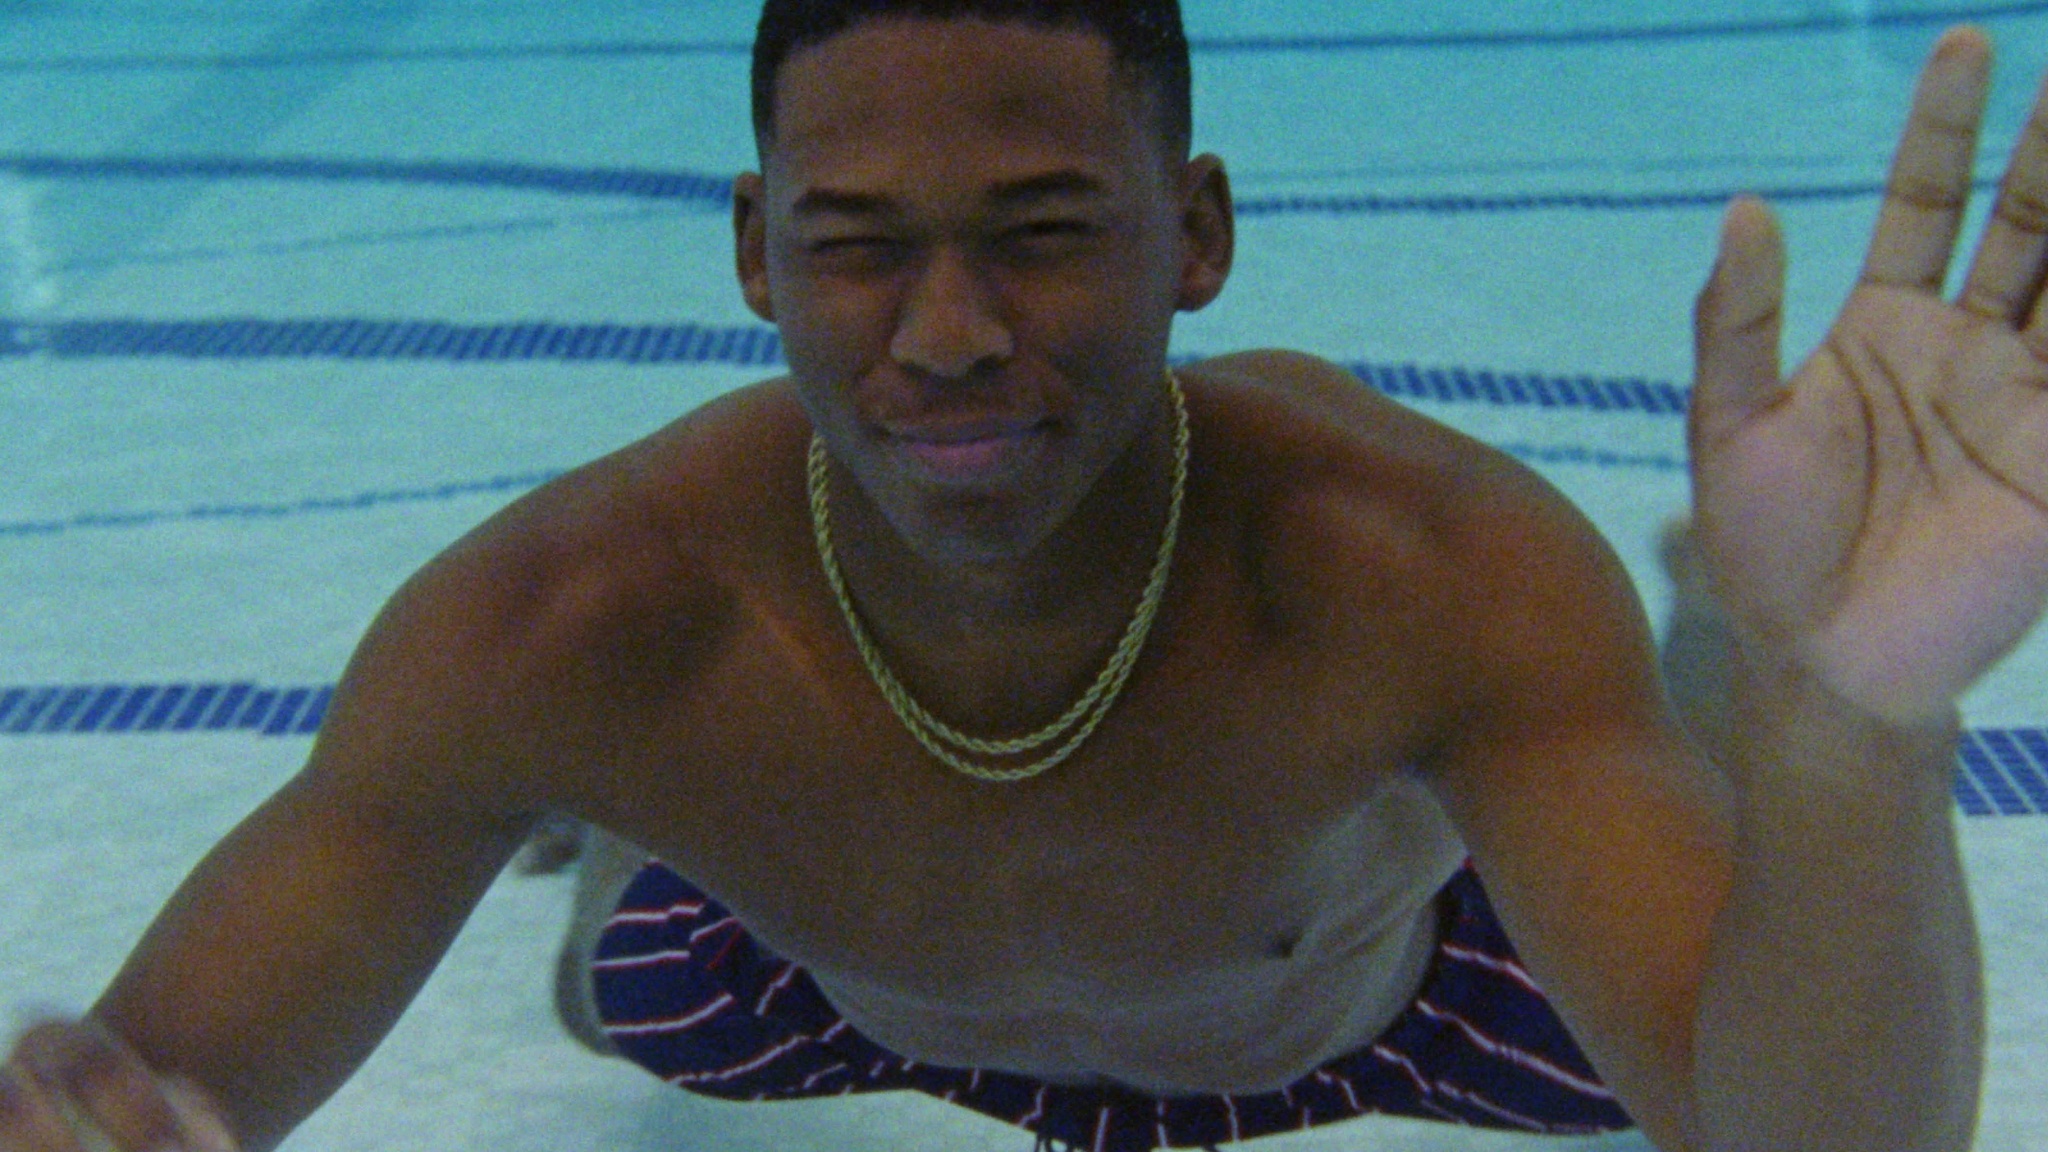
[{"left": 1420, "top": 486, "right": 1734, "bottom": 1151}]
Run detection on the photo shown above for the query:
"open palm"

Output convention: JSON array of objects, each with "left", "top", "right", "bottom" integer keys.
[{"left": 1690, "top": 27, "right": 2048, "bottom": 723}]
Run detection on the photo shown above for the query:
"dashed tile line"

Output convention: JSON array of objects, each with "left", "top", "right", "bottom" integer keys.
[
  {"left": 0, "top": 441, "right": 1684, "bottom": 542},
  {"left": 0, "top": 322, "right": 1689, "bottom": 414},
  {"left": 0, "top": 683, "right": 329, "bottom": 738},
  {"left": 0, "top": 344, "right": 1703, "bottom": 542},
  {"left": 0, "top": 471, "right": 567, "bottom": 538},
  {"left": 0, "top": 683, "right": 2040, "bottom": 819},
  {"left": 0, "top": 155, "right": 1999, "bottom": 218}
]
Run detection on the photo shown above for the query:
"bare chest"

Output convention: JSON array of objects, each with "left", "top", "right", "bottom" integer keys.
[
  {"left": 532, "top": 514, "right": 1474, "bottom": 1086},
  {"left": 565, "top": 641, "right": 1466, "bottom": 1091}
]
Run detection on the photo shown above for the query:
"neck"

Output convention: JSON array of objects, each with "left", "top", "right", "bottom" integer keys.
[{"left": 816, "top": 380, "right": 1184, "bottom": 734}]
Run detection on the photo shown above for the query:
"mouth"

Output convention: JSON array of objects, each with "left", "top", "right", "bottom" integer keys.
[{"left": 883, "top": 417, "right": 1050, "bottom": 483}]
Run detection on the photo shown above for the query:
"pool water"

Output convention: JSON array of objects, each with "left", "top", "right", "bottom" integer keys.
[{"left": 2, "top": 3, "right": 2043, "bottom": 1149}]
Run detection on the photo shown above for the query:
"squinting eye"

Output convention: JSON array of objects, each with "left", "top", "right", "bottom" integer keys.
[
  {"left": 1015, "top": 222, "right": 1089, "bottom": 240},
  {"left": 998, "top": 222, "right": 1095, "bottom": 258},
  {"left": 810, "top": 237, "right": 895, "bottom": 253}
]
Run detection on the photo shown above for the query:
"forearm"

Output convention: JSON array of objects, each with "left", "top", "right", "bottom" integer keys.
[
  {"left": 1678, "top": 639, "right": 1984, "bottom": 1152},
  {"left": 88, "top": 774, "right": 530, "bottom": 1152}
]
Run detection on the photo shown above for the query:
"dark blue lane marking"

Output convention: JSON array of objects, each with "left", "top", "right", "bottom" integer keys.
[
  {"left": 0, "top": 444, "right": 1685, "bottom": 542},
  {"left": 1195, "top": 2, "right": 2048, "bottom": 53},
  {"left": 0, "top": 318, "right": 1688, "bottom": 412},
  {"left": 3, "top": 3, "right": 2043, "bottom": 73},
  {"left": 1956, "top": 730, "right": 2048, "bottom": 817},
  {"left": 0, "top": 341, "right": 1694, "bottom": 539},
  {"left": 0, "top": 155, "right": 735, "bottom": 206},
  {"left": 1347, "top": 361, "right": 1691, "bottom": 416},
  {"left": 1, "top": 154, "right": 1981, "bottom": 217},
  {"left": 52, "top": 206, "right": 683, "bottom": 276},
  {"left": 1497, "top": 444, "right": 1686, "bottom": 473},
  {"left": 0, "top": 319, "right": 780, "bottom": 365},
  {"left": 2, "top": 680, "right": 2037, "bottom": 815},
  {"left": 1236, "top": 178, "right": 1997, "bottom": 218},
  {"left": 0, "top": 684, "right": 331, "bottom": 737},
  {"left": 0, "top": 471, "right": 566, "bottom": 539},
  {"left": 0, "top": 38, "right": 751, "bottom": 74}
]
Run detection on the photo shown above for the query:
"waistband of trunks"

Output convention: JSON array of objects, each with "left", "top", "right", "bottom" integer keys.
[{"left": 591, "top": 860, "right": 1634, "bottom": 1151}]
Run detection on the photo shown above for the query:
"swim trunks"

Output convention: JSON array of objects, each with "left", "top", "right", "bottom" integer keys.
[{"left": 592, "top": 860, "right": 1634, "bottom": 1151}]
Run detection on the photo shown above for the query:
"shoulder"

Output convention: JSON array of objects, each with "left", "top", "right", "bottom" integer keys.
[
  {"left": 1183, "top": 348, "right": 1562, "bottom": 531},
  {"left": 306, "top": 380, "right": 809, "bottom": 807},
  {"left": 1182, "top": 350, "right": 1634, "bottom": 643},
  {"left": 407, "top": 380, "right": 802, "bottom": 662}
]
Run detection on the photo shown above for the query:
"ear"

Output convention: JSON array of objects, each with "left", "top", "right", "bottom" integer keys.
[
  {"left": 1174, "top": 154, "right": 1235, "bottom": 313},
  {"left": 733, "top": 172, "right": 775, "bottom": 323}
]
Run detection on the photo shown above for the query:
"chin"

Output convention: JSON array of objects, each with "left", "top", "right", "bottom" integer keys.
[
  {"left": 910, "top": 504, "right": 1070, "bottom": 565},
  {"left": 877, "top": 490, "right": 1068, "bottom": 567},
  {"left": 901, "top": 523, "right": 1051, "bottom": 567}
]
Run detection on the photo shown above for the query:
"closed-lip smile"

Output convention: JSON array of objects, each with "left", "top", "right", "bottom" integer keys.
[
  {"left": 889, "top": 415, "right": 1040, "bottom": 444},
  {"left": 884, "top": 416, "right": 1048, "bottom": 481}
]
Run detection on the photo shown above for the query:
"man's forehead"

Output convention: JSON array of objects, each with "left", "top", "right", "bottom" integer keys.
[
  {"left": 766, "top": 18, "right": 1150, "bottom": 168},
  {"left": 776, "top": 15, "right": 1125, "bottom": 100}
]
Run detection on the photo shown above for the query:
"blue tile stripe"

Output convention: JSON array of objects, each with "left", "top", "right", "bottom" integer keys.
[
  {"left": 0, "top": 441, "right": 1685, "bottom": 542},
  {"left": 1345, "top": 360, "right": 1691, "bottom": 415},
  {"left": 1234, "top": 178, "right": 1998, "bottom": 218},
  {"left": 0, "top": 318, "right": 781, "bottom": 366},
  {"left": 4, "top": 3, "right": 2045, "bottom": 74},
  {"left": 0, "top": 155, "right": 735, "bottom": 206},
  {"left": 0, "top": 154, "right": 1989, "bottom": 218},
  {"left": 1957, "top": 730, "right": 2048, "bottom": 817},
  {"left": 0, "top": 346, "right": 1695, "bottom": 540},
  {"left": 0, "top": 318, "right": 1690, "bottom": 412},
  {"left": 1496, "top": 444, "right": 1687, "bottom": 473},
  {"left": 0, "top": 443, "right": 1684, "bottom": 542},
  {"left": 0, "top": 684, "right": 330, "bottom": 737},
  {"left": 0, "top": 471, "right": 566, "bottom": 539},
  {"left": 2, "top": 682, "right": 2039, "bottom": 816},
  {"left": 1189, "top": 2, "right": 2048, "bottom": 54}
]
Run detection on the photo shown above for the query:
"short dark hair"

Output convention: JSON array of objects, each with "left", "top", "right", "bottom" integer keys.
[{"left": 752, "top": 0, "right": 1192, "bottom": 162}]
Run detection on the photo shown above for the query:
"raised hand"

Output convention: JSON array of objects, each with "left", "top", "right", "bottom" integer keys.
[
  {"left": 1689, "top": 25, "right": 2048, "bottom": 723},
  {"left": 0, "top": 1019, "right": 237, "bottom": 1152}
]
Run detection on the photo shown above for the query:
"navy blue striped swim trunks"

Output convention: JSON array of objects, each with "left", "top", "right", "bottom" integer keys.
[{"left": 591, "top": 860, "right": 1634, "bottom": 1150}]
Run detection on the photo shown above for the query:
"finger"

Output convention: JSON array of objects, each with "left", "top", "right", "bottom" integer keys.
[
  {"left": 49, "top": 1093, "right": 120, "bottom": 1152},
  {"left": 1860, "top": 26, "right": 1993, "bottom": 293},
  {"left": 0, "top": 1063, "right": 103, "bottom": 1151},
  {"left": 11, "top": 1022, "right": 190, "bottom": 1152},
  {"left": 159, "top": 1080, "right": 236, "bottom": 1152},
  {"left": 1962, "top": 57, "right": 2048, "bottom": 325},
  {"left": 1692, "top": 196, "right": 1788, "bottom": 450}
]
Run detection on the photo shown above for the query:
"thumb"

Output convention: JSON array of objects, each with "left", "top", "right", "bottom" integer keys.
[
  {"left": 161, "top": 1076, "right": 240, "bottom": 1152},
  {"left": 1691, "top": 195, "right": 1788, "bottom": 452}
]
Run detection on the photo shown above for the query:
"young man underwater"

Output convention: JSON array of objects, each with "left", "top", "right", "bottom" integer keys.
[{"left": 5, "top": 2, "right": 2045, "bottom": 1150}]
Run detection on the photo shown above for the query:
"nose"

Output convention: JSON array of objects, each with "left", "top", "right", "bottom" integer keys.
[{"left": 889, "top": 245, "right": 1014, "bottom": 380}]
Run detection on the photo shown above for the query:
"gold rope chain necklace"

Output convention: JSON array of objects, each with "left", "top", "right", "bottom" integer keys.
[{"left": 808, "top": 372, "right": 1189, "bottom": 783}]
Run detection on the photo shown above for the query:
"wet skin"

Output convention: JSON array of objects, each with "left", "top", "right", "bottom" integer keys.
[
  {"left": 531, "top": 364, "right": 1483, "bottom": 1094},
  {"left": 684, "top": 19, "right": 1472, "bottom": 1088},
  {"left": 18, "top": 13, "right": 2043, "bottom": 1152},
  {"left": 64, "top": 16, "right": 1743, "bottom": 1152}
]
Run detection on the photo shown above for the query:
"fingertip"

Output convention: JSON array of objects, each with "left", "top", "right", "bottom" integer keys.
[
  {"left": 1722, "top": 195, "right": 1778, "bottom": 244},
  {"left": 7, "top": 1004, "right": 84, "bottom": 1037},
  {"left": 161, "top": 1077, "right": 239, "bottom": 1152},
  {"left": 1934, "top": 24, "right": 1992, "bottom": 66},
  {"left": 1717, "top": 196, "right": 1786, "bottom": 284}
]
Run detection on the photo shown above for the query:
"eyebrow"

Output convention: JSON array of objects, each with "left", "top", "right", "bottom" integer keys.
[{"left": 790, "top": 171, "right": 1110, "bottom": 218}]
